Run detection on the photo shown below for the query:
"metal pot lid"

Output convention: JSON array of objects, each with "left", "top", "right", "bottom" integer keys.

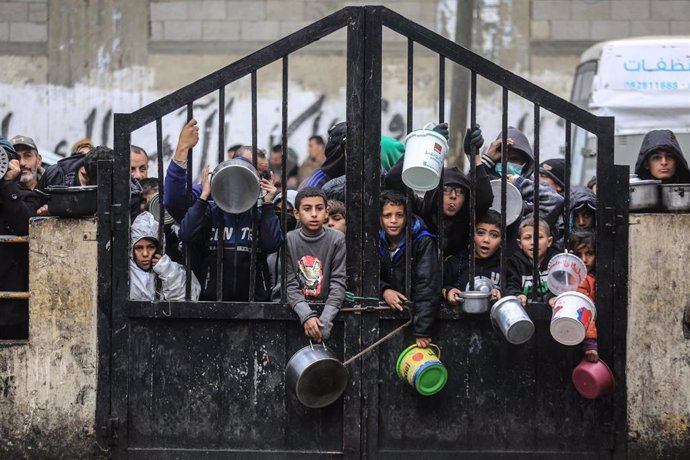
[
  {"left": 0, "top": 146, "right": 9, "bottom": 179},
  {"left": 465, "top": 276, "right": 494, "bottom": 293},
  {"left": 489, "top": 179, "right": 523, "bottom": 225}
]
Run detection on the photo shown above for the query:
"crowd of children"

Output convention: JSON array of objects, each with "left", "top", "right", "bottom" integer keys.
[{"left": 125, "top": 122, "right": 689, "bottom": 365}]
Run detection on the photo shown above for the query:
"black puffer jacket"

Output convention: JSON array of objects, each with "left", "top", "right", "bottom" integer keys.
[
  {"left": 37, "top": 153, "right": 85, "bottom": 189},
  {"left": 379, "top": 215, "right": 439, "bottom": 338},
  {"left": 505, "top": 246, "right": 560, "bottom": 303},
  {"left": 634, "top": 129, "right": 690, "bottom": 184},
  {"left": 0, "top": 179, "right": 41, "bottom": 328}
]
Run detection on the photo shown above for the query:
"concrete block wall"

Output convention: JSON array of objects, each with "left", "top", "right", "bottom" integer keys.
[
  {"left": 0, "top": 218, "right": 99, "bottom": 458},
  {"left": 0, "top": 0, "right": 47, "bottom": 52},
  {"left": 531, "top": 0, "right": 690, "bottom": 42}
]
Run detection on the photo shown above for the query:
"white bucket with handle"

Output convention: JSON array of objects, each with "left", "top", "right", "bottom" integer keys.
[
  {"left": 402, "top": 123, "right": 449, "bottom": 192},
  {"left": 550, "top": 291, "right": 596, "bottom": 346}
]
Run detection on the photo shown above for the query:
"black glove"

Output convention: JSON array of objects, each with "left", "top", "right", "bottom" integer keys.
[
  {"left": 431, "top": 122, "right": 449, "bottom": 141},
  {"left": 463, "top": 125, "right": 484, "bottom": 156}
]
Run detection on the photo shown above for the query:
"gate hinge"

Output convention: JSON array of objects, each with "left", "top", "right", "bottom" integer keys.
[{"left": 603, "top": 207, "right": 623, "bottom": 234}]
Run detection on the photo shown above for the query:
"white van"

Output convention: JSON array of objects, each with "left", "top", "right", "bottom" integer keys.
[{"left": 570, "top": 36, "right": 690, "bottom": 184}]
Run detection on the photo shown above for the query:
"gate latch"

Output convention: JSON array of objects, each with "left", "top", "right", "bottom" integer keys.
[{"left": 603, "top": 206, "right": 624, "bottom": 234}]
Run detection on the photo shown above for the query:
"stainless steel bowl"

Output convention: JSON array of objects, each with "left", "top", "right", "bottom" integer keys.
[
  {"left": 629, "top": 175, "right": 661, "bottom": 211},
  {"left": 285, "top": 343, "right": 348, "bottom": 408},
  {"left": 660, "top": 184, "right": 690, "bottom": 212}
]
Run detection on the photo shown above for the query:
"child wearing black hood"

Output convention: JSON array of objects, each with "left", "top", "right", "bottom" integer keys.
[{"left": 634, "top": 129, "right": 690, "bottom": 184}]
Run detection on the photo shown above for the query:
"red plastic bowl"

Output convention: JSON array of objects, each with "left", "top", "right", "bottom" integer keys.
[{"left": 572, "top": 358, "right": 615, "bottom": 399}]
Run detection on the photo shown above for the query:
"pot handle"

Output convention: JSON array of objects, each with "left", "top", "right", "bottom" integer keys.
[
  {"left": 428, "top": 343, "right": 442, "bottom": 360},
  {"left": 342, "top": 305, "right": 413, "bottom": 366},
  {"left": 422, "top": 122, "right": 437, "bottom": 130}
]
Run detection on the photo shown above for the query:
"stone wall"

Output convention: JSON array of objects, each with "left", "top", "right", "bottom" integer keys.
[
  {"left": 0, "top": 218, "right": 101, "bottom": 458},
  {"left": 627, "top": 213, "right": 690, "bottom": 458}
]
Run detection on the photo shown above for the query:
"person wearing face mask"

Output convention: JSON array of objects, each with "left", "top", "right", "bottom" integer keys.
[{"left": 482, "top": 127, "right": 564, "bottom": 254}]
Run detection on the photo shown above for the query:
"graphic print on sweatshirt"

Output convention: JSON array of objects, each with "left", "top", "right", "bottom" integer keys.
[
  {"left": 298, "top": 255, "right": 323, "bottom": 297},
  {"left": 521, "top": 273, "right": 549, "bottom": 295}
]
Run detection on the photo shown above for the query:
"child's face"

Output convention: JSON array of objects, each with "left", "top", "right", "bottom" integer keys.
[
  {"left": 133, "top": 239, "right": 157, "bottom": 271},
  {"left": 297, "top": 196, "right": 327, "bottom": 234},
  {"left": 574, "top": 243, "right": 596, "bottom": 272},
  {"left": 327, "top": 213, "right": 346, "bottom": 234},
  {"left": 517, "top": 224, "right": 553, "bottom": 261},
  {"left": 573, "top": 209, "right": 594, "bottom": 230},
  {"left": 474, "top": 222, "right": 501, "bottom": 259},
  {"left": 380, "top": 203, "right": 406, "bottom": 240}
]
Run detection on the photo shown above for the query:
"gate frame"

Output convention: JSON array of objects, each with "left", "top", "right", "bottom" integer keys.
[{"left": 98, "top": 5, "right": 628, "bottom": 458}]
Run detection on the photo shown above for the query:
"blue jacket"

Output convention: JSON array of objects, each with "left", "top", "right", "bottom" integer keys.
[
  {"left": 378, "top": 215, "right": 440, "bottom": 338},
  {"left": 164, "top": 161, "right": 283, "bottom": 301}
]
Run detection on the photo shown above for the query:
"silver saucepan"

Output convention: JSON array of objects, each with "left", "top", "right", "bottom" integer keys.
[
  {"left": 629, "top": 174, "right": 661, "bottom": 211},
  {"left": 660, "top": 184, "right": 690, "bottom": 212}
]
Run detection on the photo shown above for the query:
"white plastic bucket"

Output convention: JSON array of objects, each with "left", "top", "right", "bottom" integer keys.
[
  {"left": 550, "top": 291, "right": 596, "bottom": 346},
  {"left": 547, "top": 252, "right": 587, "bottom": 295},
  {"left": 402, "top": 124, "right": 449, "bottom": 192}
]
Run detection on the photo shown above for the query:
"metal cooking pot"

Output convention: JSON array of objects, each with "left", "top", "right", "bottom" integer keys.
[
  {"left": 489, "top": 179, "right": 524, "bottom": 225},
  {"left": 286, "top": 306, "right": 413, "bottom": 408},
  {"left": 458, "top": 290, "right": 491, "bottom": 314},
  {"left": 661, "top": 184, "right": 690, "bottom": 212},
  {"left": 210, "top": 159, "right": 260, "bottom": 214},
  {"left": 465, "top": 276, "right": 494, "bottom": 294},
  {"left": 285, "top": 342, "right": 349, "bottom": 409},
  {"left": 40, "top": 185, "right": 98, "bottom": 217},
  {"left": 490, "top": 296, "right": 534, "bottom": 345},
  {"left": 629, "top": 175, "right": 660, "bottom": 211}
]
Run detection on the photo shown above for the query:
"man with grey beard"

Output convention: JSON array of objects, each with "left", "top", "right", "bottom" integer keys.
[
  {"left": 0, "top": 136, "right": 42, "bottom": 339},
  {"left": 10, "top": 135, "right": 43, "bottom": 191}
]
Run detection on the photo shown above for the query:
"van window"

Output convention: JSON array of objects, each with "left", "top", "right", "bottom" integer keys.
[{"left": 571, "top": 60, "right": 596, "bottom": 110}]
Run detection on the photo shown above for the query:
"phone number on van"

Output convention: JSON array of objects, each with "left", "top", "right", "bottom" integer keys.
[{"left": 623, "top": 81, "right": 688, "bottom": 90}]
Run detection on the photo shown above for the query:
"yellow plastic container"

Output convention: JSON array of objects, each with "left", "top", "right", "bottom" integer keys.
[{"left": 395, "top": 343, "right": 448, "bottom": 396}]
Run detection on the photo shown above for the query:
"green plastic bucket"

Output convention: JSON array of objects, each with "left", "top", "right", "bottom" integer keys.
[{"left": 395, "top": 343, "right": 448, "bottom": 396}]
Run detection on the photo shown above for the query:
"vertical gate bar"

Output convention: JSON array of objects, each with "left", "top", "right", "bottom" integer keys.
[
  {"left": 111, "top": 113, "right": 132, "bottom": 452},
  {"left": 156, "top": 118, "right": 165, "bottom": 249},
  {"left": 404, "top": 38, "right": 413, "bottom": 300},
  {"left": 611, "top": 163, "right": 629, "bottom": 459},
  {"left": 345, "top": 13, "right": 364, "bottom": 296},
  {"left": 363, "top": 6, "right": 382, "bottom": 458},
  {"left": 500, "top": 88, "right": 508, "bottom": 293},
  {"left": 95, "top": 159, "right": 113, "bottom": 448},
  {"left": 249, "top": 70, "right": 258, "bottom": 302},
  {"left": 564, "top": 120, "right": 572, "bottom": 246},
  {"left": 281, "top": 56, "right": 289, "bottom": 303},
  {"left": 217, "top": 90, "right": 225, "bottom": 301},
  {"left": 436, "top": 54, "right": 445, "bottom": 285},
  {"left": 185, "top": 103, "right": 194, "bottom": 301},
  {"left": 468, "top": 71, "right": 477, "bottom": 290},
  {"left": 531, "top": 104, "right": 541, "bottom": 303},
  {"left": 595, "top": 116, "right": 618, "bottom": 454},
  {"left": 345, "top": 7, "right": 365, "bottom": 458}
]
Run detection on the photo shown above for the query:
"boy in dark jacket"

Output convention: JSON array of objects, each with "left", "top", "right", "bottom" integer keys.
[
  {"left": 378, "top": 190, "right": 439, "bottom": 348},
  {"left": 175, "top": 162, "right": 282, "bottom": 301},
  {"left": 444, "top": 209, "right": 502, "bottom": 304},
  {"left": 286, "top": 187, "right": 346, "bottom": 342},
  {"left": 634, "top": 129, "right": 690, "bottom": 184},
  {"left": 506, "top": 216, "right": 559, "bottom": 306}
]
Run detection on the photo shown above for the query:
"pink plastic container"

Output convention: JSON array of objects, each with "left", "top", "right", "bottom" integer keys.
[{"left": 572, "top": 358, "right": 615, "bottom": 399}]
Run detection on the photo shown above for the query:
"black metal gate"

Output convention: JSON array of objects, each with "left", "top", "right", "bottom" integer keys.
[{"left": 97, "top": 6, "right": 629, "bottom": 458}]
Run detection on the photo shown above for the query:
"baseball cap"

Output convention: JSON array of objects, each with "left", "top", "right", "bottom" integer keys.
[{"left": 10, "top": 135, "right": 38, "bottom": 151}]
